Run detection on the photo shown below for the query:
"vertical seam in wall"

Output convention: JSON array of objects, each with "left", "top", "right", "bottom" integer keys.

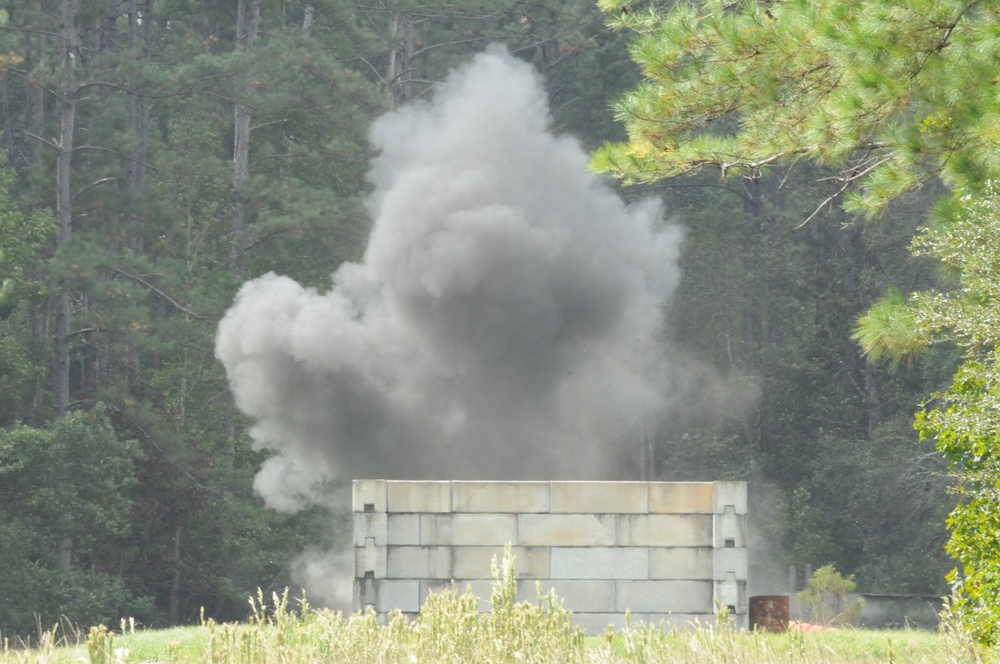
[
  {"left": 357, "top": 480, "right": 747, "bottom": 627},
  {"left": 547, "top": 480, "right": 553, "bottom": 579}
]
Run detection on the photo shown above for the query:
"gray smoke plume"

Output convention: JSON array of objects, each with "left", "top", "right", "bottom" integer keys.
[{"left": 216, "top": 46, "right": 683, "bottom": 512}]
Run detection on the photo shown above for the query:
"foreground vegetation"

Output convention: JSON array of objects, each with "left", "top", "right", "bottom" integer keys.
[
  {"left": 0, "top": 618, "right": 976, "bottom": 664},
  {"left": 0, "top": 597, "right": 986, "bottom": 664},
  {"left": 1, "top": 554, "right": 993, "bottom": 664}
]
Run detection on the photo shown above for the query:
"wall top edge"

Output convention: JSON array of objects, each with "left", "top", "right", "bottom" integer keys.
[
  {"left": 353, "top": 480, "right": 745, "bottom": 485},
  {"left": 353, "top": 480, "right": 747, "bottom": 513}
]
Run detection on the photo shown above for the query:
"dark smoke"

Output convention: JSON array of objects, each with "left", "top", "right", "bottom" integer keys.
[{"left": 216, "top": 47, "right": 684, "bottom": 513}]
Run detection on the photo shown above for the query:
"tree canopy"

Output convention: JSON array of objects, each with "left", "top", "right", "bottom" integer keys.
[
  {"left": 595, "top": 0, "right": 1000, "bottom": 644},
  {"left": 593, "top": 0, "right": 1000, "bottom": 220}
]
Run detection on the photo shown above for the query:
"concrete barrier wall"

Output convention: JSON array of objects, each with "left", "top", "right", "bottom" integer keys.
[{"left": 353, "top": 480, "right": 748, "bottom": 632}]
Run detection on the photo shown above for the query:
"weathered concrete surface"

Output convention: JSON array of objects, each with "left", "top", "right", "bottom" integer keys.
[
  {"left": 713, "top": 481, "right": 748, "bottom": 514},
  {"left": 386, "top": 514, "right": 420, "bottom": 545},
  {"left": 518, "top": 513, "right": 616, "bottom": 546},
  {"left": 649, "top": 547, "right": 714, "bottom": 580},
  {"left": 550, "top": 481, "right": 648, "bottom": 513},
  {"left": 353, "top": 512, "right": 387, "bottom": 546},
  {"left": 354, "top": 537, "right": 386, "bottom": 578},
  {"left": 617, "top": 514, "right": 713, "bottom": 547},
  {"left": 353, "top": 480, "right": 749, "bottom": 631},
  {"left": 648, "top": 482, "right": 714, "bottom": 514},
  {"left": 453, "top": 481, "right": 549, "bottom": 513},
  {"left": 549, "top": 547, "right": 648, "bottom": 580},
  {"left": 380, "top": 579, "right": 421, "bottom": 613},
  {"left": 420, "top": 514, "right": 518, "bottom": 546},
  {"left": 452, "top": 546, "right": 549, "bottom": 579},
  {"left": 522, "top": 580, "right": 616, "bottom": 612},
  {"left": 713, "top": 504, "right": 748, "bottom": 548},
  {"left": 616, "top": 580, "right": 714, "bottom": 613},
  {"left": 354, "top": 479, "right": 387, "bottom": 513},
  {"left": 387, "top": 546, "right": 453, "bottom": 579},
  {"left": 387, "top": 481, "right": 452, "bottom": 513}
]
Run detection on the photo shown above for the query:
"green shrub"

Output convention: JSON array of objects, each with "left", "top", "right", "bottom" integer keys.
[
  {"left": 798, "top": 564, "right": 864, "bottom": 626},
  {"left": 0, "top": 408, "right": 147, "bottom": 639}
]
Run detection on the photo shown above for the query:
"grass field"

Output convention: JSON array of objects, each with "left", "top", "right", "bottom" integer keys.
[
  {"left": 1, "top": 611, "right": 986, "bottom": 664},
  {"left": 2, "top": 552, "right": 994, "bottom": 663}
]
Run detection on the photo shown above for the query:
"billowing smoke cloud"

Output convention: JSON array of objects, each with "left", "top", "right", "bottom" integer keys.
[{"left": 216, "top": 46, "right": 683, "bottom": 512}]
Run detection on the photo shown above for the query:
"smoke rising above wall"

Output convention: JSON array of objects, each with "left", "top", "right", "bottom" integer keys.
[{"left": 216, "top": 46, "right": 684, "bottom": 512}]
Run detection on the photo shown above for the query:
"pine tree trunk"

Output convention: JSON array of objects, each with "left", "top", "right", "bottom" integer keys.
[
  {"left": 169, "top": 523, "right": 182, "bottom": 625},
  {"left": 302, "top": 4, "right": 315, "bottom": 37},
  {"left": 386, "top": 12, "right": 398, "bottom": 103},
  {"left": 122, "top": 0, "right": 153, "bottom": 387},
  {"left": 54, "top": 0, "right": 79, "bottom": 419},
  {"left": 399, "top": 13, "right": 414, "bottom": 103},
  {"left": 385, "top": 12, "right": 415, "bottom": 105},
  {"left": 55, "top": 0, "right": 80, "bottom": 571},
  {"left": 126, "top": 0, "right": 151, "bottom": 254},
  {"left": 230, "top": 0, "right": 261, "bottom": 277}
]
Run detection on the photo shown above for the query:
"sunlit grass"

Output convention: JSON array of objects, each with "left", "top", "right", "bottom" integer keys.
[{"left": 0, "top": 608, "right": 986, "bottom": 664}]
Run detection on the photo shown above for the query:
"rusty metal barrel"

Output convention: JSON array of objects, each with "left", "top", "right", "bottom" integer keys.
[{"left": 749, "top": 595, "right": 789, "bottom": 632}]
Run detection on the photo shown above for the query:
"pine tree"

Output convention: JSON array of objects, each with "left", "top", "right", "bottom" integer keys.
[
  {"left": 595, "top": 0, "right": 1000, "bottom": 643},
  {"left": 594, "top": 0, "right": 999, "bottom": 218}
]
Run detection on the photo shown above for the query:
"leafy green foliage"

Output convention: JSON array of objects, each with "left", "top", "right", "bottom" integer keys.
[
  {"left": 0, "top": 168, "right": 53, "bottom": 309},
  {"left": 798, "top": 564, "right": 864, "bottom": 627},
  {"left": 0, "top": 407, "right": 144, "bottom": 637},
  {"left": 855, "top": 184, "right": 1000, "bottom": 643}
]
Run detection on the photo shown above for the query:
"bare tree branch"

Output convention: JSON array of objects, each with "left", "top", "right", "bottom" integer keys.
[
  {"left": 793, "top": 155, "right": 892, "bottom": 230},
  {"left": 73, "top": 176, "right": 116, "bottom": 201},
  {"left": 73, "top": 144, "right": 157, "bottom": 171},
  {"left": 109, "top": 268, "right": 213, "bottom": 323},
  {"left": 24, "top": 131, "right": 59, "bottom": 151}
]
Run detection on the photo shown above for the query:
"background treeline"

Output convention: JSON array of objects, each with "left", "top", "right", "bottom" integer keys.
[{"left": 0, "top": 0, "right": 952, "bottom": 637}]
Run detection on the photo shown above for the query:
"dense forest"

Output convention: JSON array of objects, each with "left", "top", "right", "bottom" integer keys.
[{"left": 0, "top": 0, "right": 982, "bottom": 639}]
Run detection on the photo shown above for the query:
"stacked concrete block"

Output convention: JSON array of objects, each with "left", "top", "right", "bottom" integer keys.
[{"left": 353, "top": 480, "right": 748, "bottom": 631}]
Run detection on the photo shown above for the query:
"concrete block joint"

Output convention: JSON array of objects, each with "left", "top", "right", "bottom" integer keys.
[{"left": 353, "top": 480, "right": 748, "bottom": 631}]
